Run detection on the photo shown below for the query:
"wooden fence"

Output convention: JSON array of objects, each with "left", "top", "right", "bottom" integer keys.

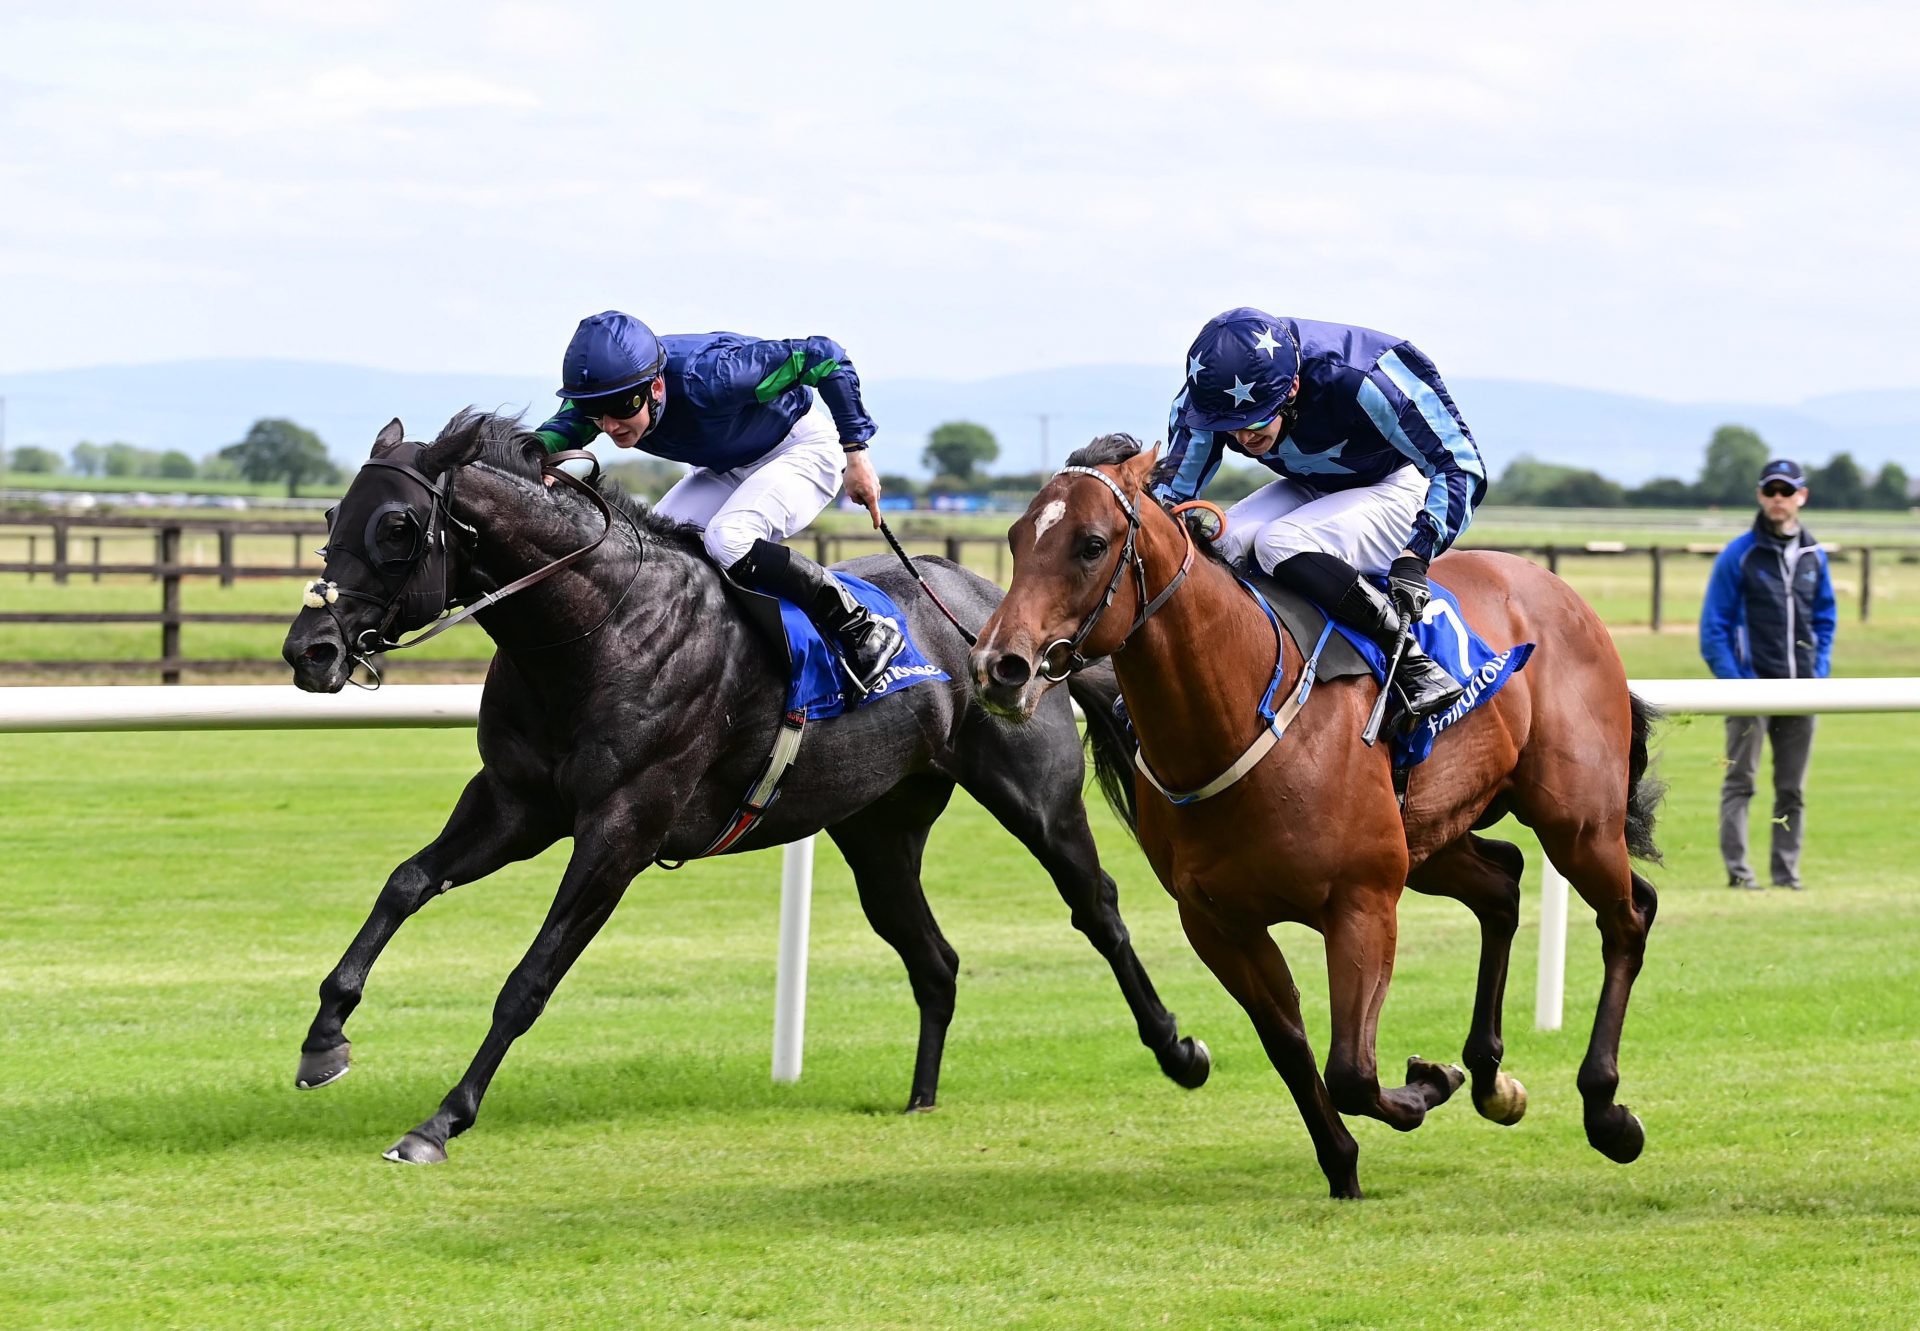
[{"left": 1, "top": 512, "right": 1908, "bottom": 683}]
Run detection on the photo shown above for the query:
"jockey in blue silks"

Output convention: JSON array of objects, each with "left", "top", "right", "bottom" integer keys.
[
  {"left": 534, "top": 311, "right": 904, "bottom": 693},
  {"left": 1152, "top": 308, "right": 1488, "bottom": 726}
]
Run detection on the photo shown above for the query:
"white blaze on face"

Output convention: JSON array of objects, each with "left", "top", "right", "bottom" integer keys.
[{"left": 1031, "top": 499, "right": 1067, "bottom": 548}]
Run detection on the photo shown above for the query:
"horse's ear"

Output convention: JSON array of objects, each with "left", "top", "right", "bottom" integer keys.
[
  {"left": 371, "top": 418, "right": 406, "bottom": 457},
  {"left": 414, "top": 414, "right": 495, "bottom": 482},
  {"left": 1120, "top": 442, "right": 1161, "bottom": 491}
]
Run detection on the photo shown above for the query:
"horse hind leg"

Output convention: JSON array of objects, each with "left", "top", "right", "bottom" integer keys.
[
  {"left": 955, "top": 733, "right": 1209, "bottom": 1091},
  {"left": 826, "top": 777, "right": 962, "bottom": 1112},
  {"left": 1405, "top": 833, "right": 1529, "bottom": 1126},
  {"left": 1542, "top": 824, "right": 1658, "bottom": 1165}
]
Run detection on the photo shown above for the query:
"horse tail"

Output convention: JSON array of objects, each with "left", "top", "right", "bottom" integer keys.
[
  {"left": 1625, "top": 691, "right": 1666, "bottom": 864},
  {"left": 1066, "top": 666, "right": 1141, "bottom": 838}
]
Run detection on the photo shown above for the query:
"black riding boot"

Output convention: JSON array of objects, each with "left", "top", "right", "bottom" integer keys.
[
  {"left": 730, "top": 538, "right": 905, "bottom": 694},
  {"left": 1332, "top": 576, "right": 1465, "bottom": 727}
]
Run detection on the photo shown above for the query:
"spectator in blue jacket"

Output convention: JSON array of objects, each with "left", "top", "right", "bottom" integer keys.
[{"left": 1699, "top": 458, "right": 1838, "bottom": 890}]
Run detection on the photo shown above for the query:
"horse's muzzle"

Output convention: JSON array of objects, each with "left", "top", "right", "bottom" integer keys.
[
  {"left": 283, "top": 610, "right": 351, "bottom": 694},
  {"left": 969, "top": 643, "right": 1045, "bottom": 722}
]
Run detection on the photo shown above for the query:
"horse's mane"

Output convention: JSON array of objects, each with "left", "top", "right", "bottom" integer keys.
[
  {"left": 432, "top": 408, "right": 709, "bottom": 559},
  {"left": 1062, "top": 432, "right": 1229, "bottom": 564},
  {"left": 1064, "top": 433, "right": 1146, "bottom": 469}
]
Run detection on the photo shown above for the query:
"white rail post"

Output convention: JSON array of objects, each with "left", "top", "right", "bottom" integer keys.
[
  {"left": 1536, "top": 860, "right": 1570, "bottom": 1031},
  {"left": 772, "top": 834, "right": 815, "bottom": 1083}
]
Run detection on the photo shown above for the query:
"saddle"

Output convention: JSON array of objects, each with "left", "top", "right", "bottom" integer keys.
[{"left": 1235, "top": 564, "right": 1374, "bottom": 687}]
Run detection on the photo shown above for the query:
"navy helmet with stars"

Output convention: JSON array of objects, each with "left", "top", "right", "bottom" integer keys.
[{"left": 1177, "top": 307, "right": 1302, "bottom": 433}]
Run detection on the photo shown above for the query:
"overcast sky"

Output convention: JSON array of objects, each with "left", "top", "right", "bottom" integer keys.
[{"left": 4, "top": 1, "right": 1916, "bottom": 402}]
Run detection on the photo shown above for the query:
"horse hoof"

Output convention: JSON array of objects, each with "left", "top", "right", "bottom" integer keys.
[
  {"left": 382, "top": 1132, "right": 447, "bottom": 1165},
  {"left": 1166, "top": 1036, "right": 1212, "bottom": 1090},
  {"left": 1477, "top": 1072, "right": 1528, "bottom": 1126},
  {"left": 903, "top": 1095, "right": 938, "bottom": 1114},
  {"left": 295, "top": 1043, "right": 351, "bottom": 1090},
  {"left": 1590, "top": 1107, "right": 1645, "bottom": 1164},
  {"left": 1407, "top": 1055, "right": 1467, "bottom": 1101}
]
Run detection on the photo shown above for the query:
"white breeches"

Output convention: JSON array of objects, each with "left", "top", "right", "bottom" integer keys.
[
  {"left": 1218, "top": 465, "right": 1428, "bottom": 576},
  {"left": 654, "top": 399, "right": 845, "bottom": 568}
]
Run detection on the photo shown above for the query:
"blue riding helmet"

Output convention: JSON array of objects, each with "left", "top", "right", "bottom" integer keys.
[
  {"left": 557, "top": 311, "right": 668, "bottom": 406},
  {"left": 1177, "top": 307, "right": 1302, "bottom": 433}
]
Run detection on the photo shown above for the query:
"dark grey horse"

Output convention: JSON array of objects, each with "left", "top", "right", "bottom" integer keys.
[{"left": 281, "top": 411, "right": 1208, "bottom": 1164}]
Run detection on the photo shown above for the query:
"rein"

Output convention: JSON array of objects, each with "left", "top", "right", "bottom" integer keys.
[
  {"left": 1046, "top": 466, "right": 1326, "bottom": 806},
  {"left": 312, "top": 449, "right": 621, "bottom": 688},
  {"left": 1038, "top": 465, "right": 1195, "bottom": 682}
]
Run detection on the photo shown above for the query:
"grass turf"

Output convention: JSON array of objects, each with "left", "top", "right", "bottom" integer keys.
[{"left": 4, "top": 656, "right": 1919, "bottom": 1328}]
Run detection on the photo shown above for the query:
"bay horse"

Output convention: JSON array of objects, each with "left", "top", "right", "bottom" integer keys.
[
  {"left": 970, "top": 435, "right": 1663, "bottom": 1199},
  {"left": 280, "top": 412, "right": 1208, "bottom": 1164}
]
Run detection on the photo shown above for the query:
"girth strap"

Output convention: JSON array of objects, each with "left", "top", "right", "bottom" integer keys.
[{"left": 658, "top": 707, "right": 809, "bottom": 868}]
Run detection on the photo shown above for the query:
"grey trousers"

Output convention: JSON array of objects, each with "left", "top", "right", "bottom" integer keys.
[{"left": 1720, "top": 714, "right": 1817, "bottom": 887}]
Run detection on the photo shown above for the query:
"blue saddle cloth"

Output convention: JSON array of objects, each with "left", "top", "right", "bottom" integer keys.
[
  {"left": 777, "top": 574, "right": 949, "bottom": 721},
  {"left": 1330, "top": 579, "right": 1534, "bottom": 767}
]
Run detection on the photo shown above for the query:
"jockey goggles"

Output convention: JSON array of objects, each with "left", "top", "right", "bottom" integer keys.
[{"left": 573, "top": 383, "right": 655, "bottom": 422}]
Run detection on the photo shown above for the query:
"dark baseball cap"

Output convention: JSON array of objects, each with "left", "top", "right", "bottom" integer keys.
[{"left": 1758, "top": 458, "right": 1806, "bottom": 489}]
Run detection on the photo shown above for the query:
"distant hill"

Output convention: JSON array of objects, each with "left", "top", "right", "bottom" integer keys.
[{"left": 2, "top": 358, "right": 1914, "bottom": 484}]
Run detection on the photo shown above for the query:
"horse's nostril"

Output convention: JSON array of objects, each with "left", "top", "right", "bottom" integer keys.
[
  {"left": 989, "top": 652, "right": 1032, "bottom": 689},
  {"left": 301, "top": 642, "right": 338, "bottom": 666}
]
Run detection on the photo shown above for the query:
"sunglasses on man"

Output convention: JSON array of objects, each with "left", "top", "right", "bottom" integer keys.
[
  {"left": 572, "top": 384, "right": 654, "bottom": 422},
  {"left": 1760, "top": 482, "right": 1800, "bottom": 498}
]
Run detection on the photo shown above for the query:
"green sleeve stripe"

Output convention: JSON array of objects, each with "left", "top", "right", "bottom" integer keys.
[
  {"left": 534, "top": 406, "right": 601, "bottom": 454},
  {"left": 754, "top": 352, "right": 841, "bottom": 403}
]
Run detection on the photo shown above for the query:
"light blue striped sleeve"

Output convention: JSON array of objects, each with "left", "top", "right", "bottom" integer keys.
[
  {"left": 1150, "top": 388, "right": 1226, "bottom": 504},
  {"left": 1358, "top": 348, "right": 1487, "bottom": 559}
]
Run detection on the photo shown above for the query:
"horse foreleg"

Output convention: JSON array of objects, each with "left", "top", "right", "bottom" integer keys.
[
  {"left": 383, "top": 819, "right": 645, "bottom": 1164},
  {"left": 1177, "top": 901, "right": 1359, "bottom": 1199},
  {"left": 1405, "top": 834, "right": 1528, "bottom": 1125},
  {"left": 959, "top": 750, "right": 1209, "bottom": 1092},
  {"left": 1321, "top": 889, "right": 1466, "bottom": 1132},
  {"left": 297, "top": 771, "right": 561, "bottom": 1090}
]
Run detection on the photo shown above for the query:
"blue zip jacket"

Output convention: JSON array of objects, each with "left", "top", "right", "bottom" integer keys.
[
  {"left": 535, "top": 331, "right": 876, "bottom": 471},
  {"left": 1699, "top": 515, "right": 1837, "bottom": 680},
  {"left": 1151, "top": 319, "right": 1486, "bottom": 561}
]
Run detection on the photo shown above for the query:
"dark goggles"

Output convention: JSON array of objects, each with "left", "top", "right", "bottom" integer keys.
[
  {"left": 571, "top": 383, "right": 654, "bottom": 422},
  {"left": 1760, "top": 481, "right": 1799, "bottom": 498}
]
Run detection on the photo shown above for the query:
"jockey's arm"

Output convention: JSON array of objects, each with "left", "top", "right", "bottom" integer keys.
[
  {"left": 1149, "top": 402, "right": 1228, "bottom": 507},
  {"left": 1352, "top": 355, "right": 1486, "bottom": 563},
  {"left": 532, "top": 403, "right": 601, "bottom": 456}
]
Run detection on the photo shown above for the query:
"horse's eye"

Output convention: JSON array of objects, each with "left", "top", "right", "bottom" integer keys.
[{"left": 1080, "top": 535, "right": 1109, "bottom": 561}]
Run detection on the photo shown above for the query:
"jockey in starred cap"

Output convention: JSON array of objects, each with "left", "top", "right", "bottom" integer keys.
[
  {"left": 1154, "top": 308, "right": 1493, "bottom": 731},
  {"left": 534, "top": 311, "right": 903, "bottom": 694}
]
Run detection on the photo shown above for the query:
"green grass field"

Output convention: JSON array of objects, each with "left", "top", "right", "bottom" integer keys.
[{"left": 5, "top": 625, "right": 1920, "bottom": 1327}]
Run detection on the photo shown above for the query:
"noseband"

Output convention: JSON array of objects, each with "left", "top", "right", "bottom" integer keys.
[{"left": 1037, "top": 465, "right": 1195, "bottom": 682}]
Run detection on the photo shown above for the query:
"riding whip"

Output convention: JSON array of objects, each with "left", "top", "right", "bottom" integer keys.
[
  {"left": 878, "top": 519, "right": 978, "bottom": 647},
  {"left": 1361, "top": 620, "right": 1413, "bottom": 748}
]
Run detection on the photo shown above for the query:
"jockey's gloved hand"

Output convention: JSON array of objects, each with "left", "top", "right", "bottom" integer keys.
[{"left": 1388, "top": 554, "right": 1431, "bottom": 624}]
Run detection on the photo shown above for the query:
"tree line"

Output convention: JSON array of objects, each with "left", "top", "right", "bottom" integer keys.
[
  {"left": 890, "top": 420, "right": 1914, "bottom": 510},
  {"left": 6, "top": 419, "right": 344, "bottom": 497},
  {"left": 1488, "top": 425, "right": 1912, "bottom": 510}
]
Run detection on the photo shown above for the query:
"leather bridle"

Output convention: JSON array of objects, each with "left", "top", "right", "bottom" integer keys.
[
  {"left": 310, "top": 448, "right": 618, "bottom": 687},
  {"left": 1037, "top": 464, "right": 1195, "bottom": 682}
]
